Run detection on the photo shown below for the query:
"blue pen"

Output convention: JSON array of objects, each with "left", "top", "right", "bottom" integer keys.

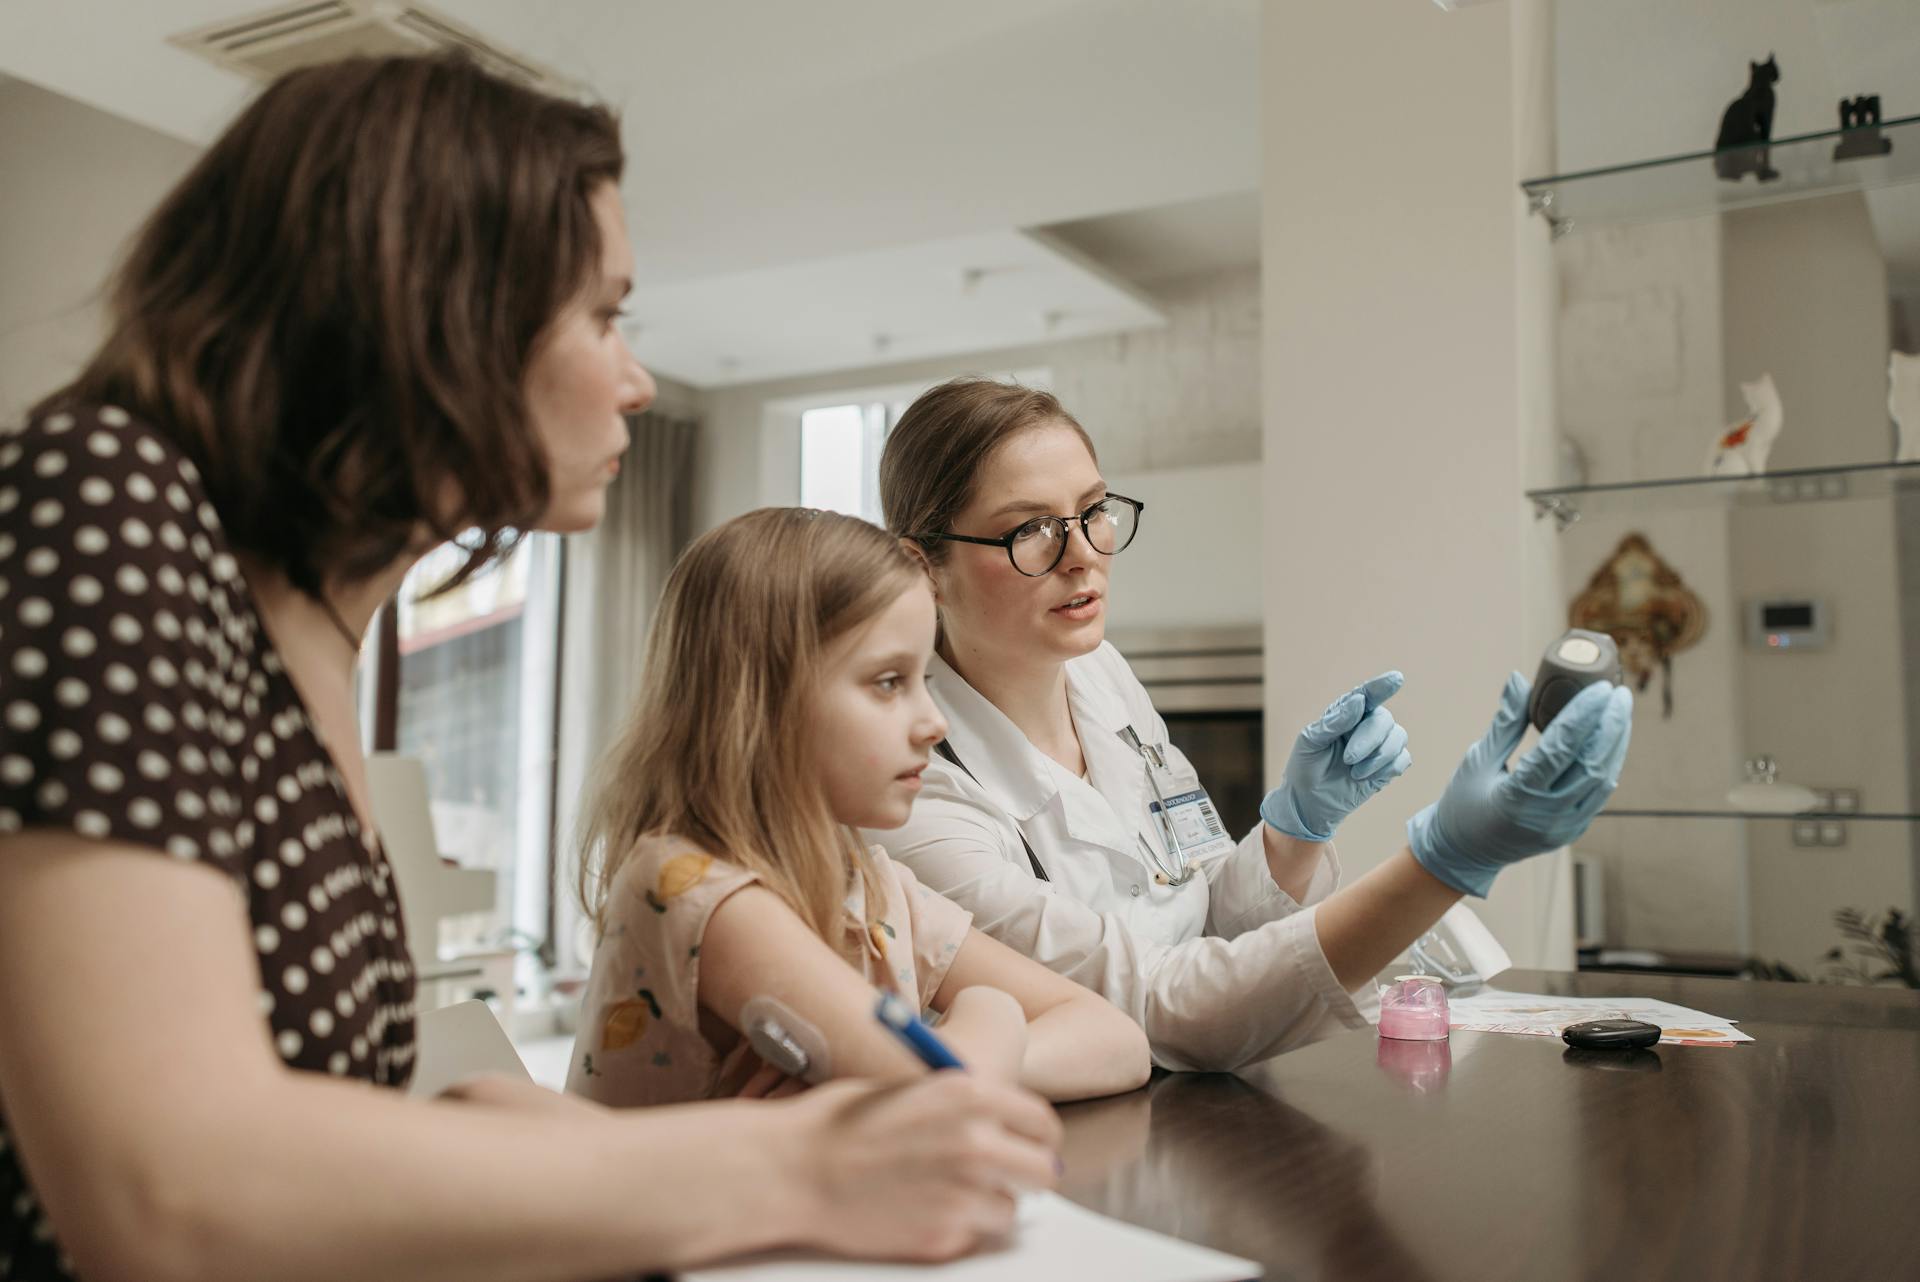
[{"left": 875, "top": 992, "right": 966, "bottom": 1070}]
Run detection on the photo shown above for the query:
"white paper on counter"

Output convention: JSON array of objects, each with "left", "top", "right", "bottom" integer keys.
[
  {"left": 680, "top": 1191, "right": 1260, "bottom": 1282},
  {"left": 1447, "top": 988, "right": 1754, "bottom": 1045}
]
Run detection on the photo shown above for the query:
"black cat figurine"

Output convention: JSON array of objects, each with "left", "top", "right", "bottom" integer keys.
[
  {"left": 1835, "top": 94, "right": 1893, "bottom": 161},
  {"left": 1715, "top": 54, "right": 1781, "bottom": 182}
]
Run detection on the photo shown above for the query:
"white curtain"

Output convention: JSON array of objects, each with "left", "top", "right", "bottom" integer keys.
[
  {"left": 578, "top": 408, "right": 698, "bottom": 753},
  {"left": 550, "top": 407, "right": 698, "bottom": 973}
]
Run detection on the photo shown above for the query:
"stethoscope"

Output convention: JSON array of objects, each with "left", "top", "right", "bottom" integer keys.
[{"left": 1116, "top": 726, "right": 1197, "bottom": 887}]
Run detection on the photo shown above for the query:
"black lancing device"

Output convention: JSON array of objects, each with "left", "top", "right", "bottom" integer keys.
[
  {"left": 1529, "top": 628, "right": 1624, "bottom": 732},
  {"left": 1561, "top": 1018, "right": 1661, "bottom": 1050}
]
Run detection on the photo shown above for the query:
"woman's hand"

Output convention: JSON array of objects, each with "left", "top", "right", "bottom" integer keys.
[
  {"left": 1261, "top": 671, "right": 1414, "bottom": 842},
  {"left": 778, "top": 1073, "right": 1062, "bottom": 1261},
  {"left": 1406, "top": 673, "right": 1632, "bottom": 897},
  {"left": 931, "top": 986, "right": 1030, "bottom": 1084}
]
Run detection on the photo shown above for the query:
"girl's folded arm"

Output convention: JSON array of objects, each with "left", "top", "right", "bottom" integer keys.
[{"left": 932, "top": 927, "right": 1151, "bottom": 1102}]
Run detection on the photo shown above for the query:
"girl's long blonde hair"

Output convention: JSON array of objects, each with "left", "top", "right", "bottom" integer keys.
[{"left": 577, "top": 508, "right": 922, "bottom": 955}]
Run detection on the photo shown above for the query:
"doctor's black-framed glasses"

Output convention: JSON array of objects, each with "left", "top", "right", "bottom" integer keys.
[{"left": 916, "top": 494, "right": 1145, "bottom": 577}]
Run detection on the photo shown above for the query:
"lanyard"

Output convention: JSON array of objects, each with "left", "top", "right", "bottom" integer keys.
[
  {"left": 1117, "top": 726, "right": 1197, "bottom": 887},
  {"left": 932, "top": 740, "right": 1049, "bottom": 881}
]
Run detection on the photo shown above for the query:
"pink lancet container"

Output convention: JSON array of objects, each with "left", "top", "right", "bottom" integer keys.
[{"left": 1378, "top": 974, "right": 1450, "bottom": 1041}]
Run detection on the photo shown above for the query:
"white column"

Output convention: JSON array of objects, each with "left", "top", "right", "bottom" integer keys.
[{"left": 1261, "top": 0, "right": 1570, "bottom": 967}]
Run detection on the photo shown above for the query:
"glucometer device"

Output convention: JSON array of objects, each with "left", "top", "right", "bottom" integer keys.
[
  {"left": 1561, "top": 1018, "right": 1661, "bottom": 1051},
  {"left": 1529, "top": 628, "right": 1624, "bottom": 732}
]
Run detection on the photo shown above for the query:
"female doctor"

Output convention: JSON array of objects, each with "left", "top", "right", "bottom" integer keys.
[{"left": 871, "top": 378, "right": 1633, "bottom": 1071}]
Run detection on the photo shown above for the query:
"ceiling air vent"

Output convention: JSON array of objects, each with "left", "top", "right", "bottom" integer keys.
[{"left": 170, "top": 1, "right": 576, "bottom": 95}]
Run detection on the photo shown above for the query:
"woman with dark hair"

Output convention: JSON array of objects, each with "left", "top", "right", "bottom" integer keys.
[
  {"left": 872, "top": 378, "right": 1635, "bottom": 1072},
  {"left": 0, "top": 57, "right": 1059, "bottom": 1282}
]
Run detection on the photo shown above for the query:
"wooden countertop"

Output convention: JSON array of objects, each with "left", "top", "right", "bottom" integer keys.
[{"left": 1057, "top": 970, "right": 1920, "bottom": 1282}]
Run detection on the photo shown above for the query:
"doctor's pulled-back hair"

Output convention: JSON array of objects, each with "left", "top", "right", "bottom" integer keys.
[
  {"left": 880, "top": 377, "right": 1097, "bottom": 561},
  {"left": 576, "top": 508, "right": 919, "bottom": 952},
  {"left": 34, "top": 51, "right": 623, "bottom": 600}
]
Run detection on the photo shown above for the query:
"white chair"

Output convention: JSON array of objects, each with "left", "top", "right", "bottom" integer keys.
[
  {"left": 364, "top": 752, "right": 517, "bottom": 1022},
  {"left": 408, "top": 999, "right": 532, "bottom": 1098}
]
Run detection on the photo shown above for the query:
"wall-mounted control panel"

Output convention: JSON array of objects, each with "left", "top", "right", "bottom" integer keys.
[{"left": 1747, "top": 598, "right": 1828, "bottom": 652}]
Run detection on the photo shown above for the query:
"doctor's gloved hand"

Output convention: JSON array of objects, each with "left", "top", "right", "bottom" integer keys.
[
  {"left": 1406, "top": 673, "right": 1632, "bottom": 898},
  {"left": 1260, "top": 671, "right": 1413, "bottom": 843}
]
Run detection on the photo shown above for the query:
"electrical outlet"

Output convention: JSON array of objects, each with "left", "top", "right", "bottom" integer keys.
[
  {"left": 1829, "top": 788, "right": 1861, "bottom": 815},
  {"left": 1792, "top": 820, "right": 1822, "bottom": 847},
  {"left": 1818, "top": 820, "right": 1847, "bottom": 847}
]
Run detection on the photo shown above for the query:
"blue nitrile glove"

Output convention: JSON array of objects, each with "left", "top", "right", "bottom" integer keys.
[
  {"left": 1407, "top": 673, "right": 1633, "bottom": 898},
  {"left": 1260, "top": 671, "right": 1414, "bottom": 843}
]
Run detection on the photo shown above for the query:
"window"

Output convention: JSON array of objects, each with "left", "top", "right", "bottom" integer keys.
[
  {"left": 799, "top": 401, "right": 902, "bottom": 524},
  {"left": 386, "top": 534, "right": 563, "bottom": 967},
  {"left": 791, "top": 370, "right": 1050, "bottom": 526}
]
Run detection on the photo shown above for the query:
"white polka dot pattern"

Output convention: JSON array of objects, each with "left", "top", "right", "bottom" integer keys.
[{"left": 0, "top": 406, "right": 416, "bottom": 1280}]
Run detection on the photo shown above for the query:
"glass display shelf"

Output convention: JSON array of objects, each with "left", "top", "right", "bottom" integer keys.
[
  {"left": 1521, "top": 112, "right": 1920, "bottom": 232},
  {"left": 1525, "top": 458, "right": 1920, "bottom": 528}
]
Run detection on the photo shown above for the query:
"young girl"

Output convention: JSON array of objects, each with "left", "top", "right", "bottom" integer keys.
[{"left": 571, "top": 508, "right": 1151, "bottom": 1106}]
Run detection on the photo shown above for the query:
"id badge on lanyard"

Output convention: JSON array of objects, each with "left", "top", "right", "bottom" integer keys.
[
  {"left": 1119, "top": 726, "right": 1237, "bottom": 876},
  {"left": 1147, "top": 787, "right": 1236, "bottom": 862}
]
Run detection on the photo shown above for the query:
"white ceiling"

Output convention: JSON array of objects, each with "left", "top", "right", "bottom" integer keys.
[
  {"left": 1045, "top": 190, "right": 1261, "bottom": 288},
  {"left": 0, "top": 1, "right": 1260, "bottom": 387},
  {"left": 626, "top": 227, "right": 1165, "bottom": 388}
]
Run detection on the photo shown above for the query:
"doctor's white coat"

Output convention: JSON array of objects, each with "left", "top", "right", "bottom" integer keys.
[{"left": 868, "top": 642, "right": 1375, "bottom": 1072}]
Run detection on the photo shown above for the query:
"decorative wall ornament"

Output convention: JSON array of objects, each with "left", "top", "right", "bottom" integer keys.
[
  {"left": 1890, "top": 351, "right": 1920, "bottom": 464},
  {"left": 1706, "top": 372, "right": 1784, "bottom": 476},
  {"left": 1714, "top": 54, "right": 1781, "bottom": 182},
  {"left": 1569, "top": 533, "right": 1708, "bottom": 718}
]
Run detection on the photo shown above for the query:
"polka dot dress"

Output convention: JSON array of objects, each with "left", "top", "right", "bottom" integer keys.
[{"left": 0, "top": 405, "right": 416, "bottom": 1280}]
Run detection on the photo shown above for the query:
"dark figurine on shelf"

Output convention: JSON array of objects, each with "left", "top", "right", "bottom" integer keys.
[
  {"left": 1714, "top": 54, "right": 1781, "bottom": 182},
  {"left": 1834, "top": 94, "right": 1894, "bottom": 162}
]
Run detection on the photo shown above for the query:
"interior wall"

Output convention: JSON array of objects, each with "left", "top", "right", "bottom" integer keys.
[
  {"left": 1263, "top": 0, "right": 1571, "bottom": 969},
  {"left": 691, "top": 266, "right": 1261, "bottom": 534},
  {"left": 1100, "top": 461, "right": 1261, "bottom": 632},
  {"left": 0, "top": 77, "right": 200, "bottom": 423},
  {"left": 1721, "top": 193, "right": 1911, "bottom": 971},
  {"left": 1514, "top": 0, "right": 1578, "bottom": 969}
]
